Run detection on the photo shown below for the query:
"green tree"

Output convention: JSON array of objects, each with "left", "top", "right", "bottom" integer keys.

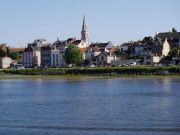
[
  {"left": 172, "top": 28, "right": 177, "bottom": 33},
  {"left": 64, "top": 44, "right": 83, "bottom": 66},
  {"left": 0, "top": 49, "right": 6, "bottom": 57},
  {"left": 161, "top": 48, "right": 180, "bottom": 62},
  {"left": 168, "top": 48, "right": 179, "bottom": 58},
  {"left": 9, "top": 52, "right": 21, "bottom": 60}
]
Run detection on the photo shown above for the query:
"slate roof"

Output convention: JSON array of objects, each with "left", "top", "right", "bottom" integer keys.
[
  {"left": 90, "top": 42, "right": 109, "bottom": 48},
  {"left": 156, "top": 32, "right": 180, "bottom": 40},
  {"left": 24, "top": 46, "right": 40, "bottom": 52},
  {"left": 72, "top": 40, "right": 81, "bottom": 45}
]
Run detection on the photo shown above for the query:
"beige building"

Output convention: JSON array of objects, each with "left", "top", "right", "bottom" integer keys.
[
  {"left": 162, "top": 38, "right": 170, "bottom": 56},
  {"left": 23, "top": 46, "right": 41, "bottom": 68},
  {"left": 143, "top": 56, "right": 160, "bottom": 65},
  {"left": 51, "top": 47, "right": 60, "bottom": 67},
  {"left": 0, "top": 57, "right": 12, "bottom": 69},
  {"left": 94, "top": 52, "right": 117, "bottom": 66}
]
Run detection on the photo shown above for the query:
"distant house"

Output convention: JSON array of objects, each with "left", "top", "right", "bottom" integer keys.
[
  {"left": 155, "top": 28, "right": 180, "bottom": 48},
  {"left": 89, "top": 41, "right": 113, "bottom": 52},
  {"left": 119, "top": 43, "right": 129, "bottom": 52},
  {"left": 28, "top": 39, "right": 50, "bottom": 48},
  {"left": 41, "top": 46, "right": 52, "bottom": 67},
  {"left": 143, "top": 56, "right": 160, "bottom": 65},
  {"left": 23, "top": 46, "right": 41, "bottom": 68},
  {"left": 93, "top": 51, "right": 117, "bottom": 66},
  {"left": 0, "top": 57, "right": 12, "bottom": 69},
  {"left": 153, "top": 38, "right": 170, "bottom": 57},
  {"left": 51, "top": 47, "right": 60, "bottom": 67},
  {"left": 83, "top": 47, "right": 101, "bottom": 65}
]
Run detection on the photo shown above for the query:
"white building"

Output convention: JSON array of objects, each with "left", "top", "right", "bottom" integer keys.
[
  {"left": 0, "top": 57, "right": 12, "bottom": 69},
  {"left": 119, "top": 43, "right": 129, "bottom": 52},
  {"left": 51, "top": 47, "right": 60, "bottom": 67},
  {"left": 162, "top": 38, "right": 170, "bottom": 56},
  {"left": 143, "top": 56, "right": 160, "bottom": 65},
  {"left": 94, "top": 52, "right": 117, "bottom": 66}
]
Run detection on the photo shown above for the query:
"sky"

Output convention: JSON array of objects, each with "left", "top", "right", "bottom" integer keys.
[{"left": 0, "top": 0, "right": 180, "bottom": 47}]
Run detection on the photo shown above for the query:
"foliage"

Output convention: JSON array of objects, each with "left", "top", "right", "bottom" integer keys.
[
  {"left": 64, "top": 44, "right": 83, "bottom": 65},
  {"left": 161, "top": 48, "right": 180, "bottom": 62},
  {"left": 9, "top": 52, "right": 21, "bottom": 60},
  {"left": 0, "top": 49, "right": 6, "bottom": 57},
  {"left": 172, "top": 28, "right": 177, "bottom": 33},
  {"left": 2, "top": 66, "right": 180, "bottom": 75}
]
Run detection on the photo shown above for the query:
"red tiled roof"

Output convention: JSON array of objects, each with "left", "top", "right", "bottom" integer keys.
[
  {"left": 92, "top": 47, "right": 100, "bottom": 52},
  {"left": 110, "top": 48, "right": 119, "bottom": 52},
  {"left": 9, "top": 48, "right": 25, "bottom": 52},
  {"left": 80, "top": 48, "right": 88, "bottom": 53}
]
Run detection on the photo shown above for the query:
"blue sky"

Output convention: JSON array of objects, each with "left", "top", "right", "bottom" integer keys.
[{"left": 0, "top": 0, "right": 180, "bottom": 47}]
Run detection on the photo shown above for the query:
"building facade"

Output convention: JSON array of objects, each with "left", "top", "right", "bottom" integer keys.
[
  {"left": 23, "top": 46, "right": 41, "bottom": 68},
  {"left": 51, "top": 47, "right": 60, "bottom": 67},
  {"left": 41, "top": 46, "right": 52, "bottom": 67},
  {"left": 0, "top": 57, "right": 12, "bottom": 69}
]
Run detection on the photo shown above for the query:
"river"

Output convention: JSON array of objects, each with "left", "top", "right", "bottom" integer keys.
[{"left": 0, "top": 77, "right": 180, "bottom": 135}]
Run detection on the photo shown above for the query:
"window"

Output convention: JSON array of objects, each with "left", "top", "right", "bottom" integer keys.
[{"left": 101, "top": 56, "right": 104, "bottom": 61}]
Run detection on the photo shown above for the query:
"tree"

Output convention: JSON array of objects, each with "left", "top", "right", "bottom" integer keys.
[
  {"left": 160, "top": 48, "right": 180, "bottom": 62},
  {"left": 64, "top": 44, "right": 83, "bottom": 66},
  {"left": 172, "top": 28, "right": 177, "bottom": 33},
  {"left": 0, "top": 49, "right": 6, "bottom": 57},
  {"left": 9, "top": 52, "right": 21, "bottom": 60}
]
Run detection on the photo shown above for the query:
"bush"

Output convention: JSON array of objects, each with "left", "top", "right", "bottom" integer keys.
[{"left": 2, "top": 66, "right": 180, "bottom": 75}]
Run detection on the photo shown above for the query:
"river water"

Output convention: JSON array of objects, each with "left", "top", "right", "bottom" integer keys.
[{"left": 0, "top": 77, "right": 180, "bottom": 135}]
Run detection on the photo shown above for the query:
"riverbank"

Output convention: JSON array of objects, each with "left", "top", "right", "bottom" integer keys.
[
  {"left": 1, "top": 74, "right": 180, "bottom": 80},
  {"left": 0, "top": 74, "right": 118, "bottom": 80},
  {"left": 1, "top": 66, "right": 180, "bottom": 76}
]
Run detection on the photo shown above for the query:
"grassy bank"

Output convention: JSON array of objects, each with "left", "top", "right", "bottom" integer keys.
[
  {"left": 0, "top": 75, "right": 119, "bottom": 80},
  {"left": 1, "top": 66, "right": 180, "bottom": 76}
]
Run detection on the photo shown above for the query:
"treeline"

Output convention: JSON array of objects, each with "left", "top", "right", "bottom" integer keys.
[{"left": 1, "top": 66, "right": 180, "bottom": 75}]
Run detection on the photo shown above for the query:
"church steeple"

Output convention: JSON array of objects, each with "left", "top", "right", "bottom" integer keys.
[
  {"left": 81, "top": 14, "right": 89, "bottom": 45},
  {"left": 82, "top": 15, "right": 87, "bottom": 32}
]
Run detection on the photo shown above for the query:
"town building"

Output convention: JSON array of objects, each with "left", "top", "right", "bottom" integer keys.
[
  {"left": 143, "top": 56, "right": 160, "bottom": 65},
  {"left": 22, "top": 46, "right": 41, "bottom": 68},
  {"left": 155, "top": 28, "right": 180, "bottom": 48},
  {"left": 0, "top": 57, "right": 12, "bottom": 69},
  {"left": 93, "top": 51, "right": 117, "bottom": 66},
  {"left": 51, "top": 46, "right": 60, "bottom": 67},
  {"left": 28, "top": 39, "right": 50, "bottom": 48},
  {"left": 89, "top": 41, "right": 113, "bottom": 52},
  {"left": 41, "top": 45, "right": 52, "bottom": 67}
]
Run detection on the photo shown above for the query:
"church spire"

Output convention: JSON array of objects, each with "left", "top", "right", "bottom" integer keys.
[
  {"left": 81, "top": 14, "right": 89, "bottom": 46},
  {"left": 82, "top": 14, "right": 87, "bottom": 31}
]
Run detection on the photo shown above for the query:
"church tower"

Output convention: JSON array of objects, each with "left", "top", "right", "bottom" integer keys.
[{"left": 81, "top": 15, "right": 89, "bottom": 46}]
